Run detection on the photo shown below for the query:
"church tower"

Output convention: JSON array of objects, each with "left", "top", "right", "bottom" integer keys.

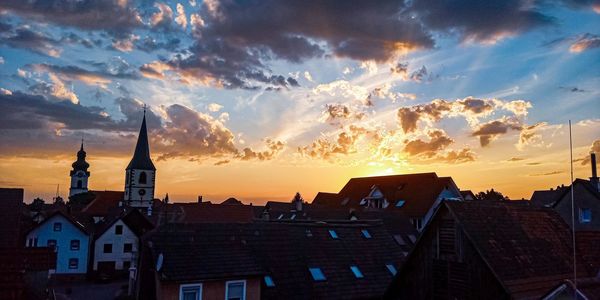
[
  {"left": 69, "top": 141, "right": 90, "bottom": 197},
  {"left": 124, "top": 110, "right": 156, "bottom": 208}
]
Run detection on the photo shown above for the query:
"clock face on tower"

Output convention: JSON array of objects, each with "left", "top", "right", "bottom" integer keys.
[{"left": 138, "top": 189, "right": 146, "bottom": 196}]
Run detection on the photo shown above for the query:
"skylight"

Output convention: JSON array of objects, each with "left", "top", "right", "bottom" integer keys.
[
  {"left": 386, "top": 264, "right": 397, "bottom": 276},
  {"left": 350, "top": 266, "right": 364, "bottom": 278},
  {"left": 396, "top": 200, "right": 405, "bottom": 207},
  {"left": 328, "top": 230, "right": 338, "bottom": 239},
  {"left": 290, "top": 213, "right": 296, "bottom": 220},
  {"left": 277, "top": 214, "right": 283, "bottom": 220},
  {"left": 361, "top": 229, "right": 372, "bottom": 239},
  {"left": 309, "top": 268, "right": 326, "bottom": 281},
  {"left": 264, "top": 275, "right": 275, "bottom": 287}
]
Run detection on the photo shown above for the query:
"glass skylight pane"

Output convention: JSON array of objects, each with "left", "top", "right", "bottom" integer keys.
[
  {"left": 361, "top": 229, "right": 372, "bottom": 239},
  {"left": 386, "top": 264, "right": 397, "bottom": 276},
  {"left": 264, "top": 276, "right": 275, "bottom": 287},
  {"left": 350, "top": 266, "right": 364, "bottom": 278},
  {"left": 328, "top": 230, "right": 338, "bottom": 239},
  {"left": 309, "top": 268, "right": 326, "bottom": 281},
  {"left": 396, "top": 200, "right": 405, "bottom": 207}
]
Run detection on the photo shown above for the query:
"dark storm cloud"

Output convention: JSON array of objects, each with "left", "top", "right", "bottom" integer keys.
[
  {"left": 0, "top": 0, "right": 143, "bottom": 34},
  {"left": 0, "top": 27, "right": 61, "bottom": 57},
  {"left": 0, "top": 91, "right": 116, "bottom": 131},
  {"left": 31, "top": 61, "right": 141, "bottom": 82},
  {"left": 408, "top": 0, "right": 555, "bottom": 43}
]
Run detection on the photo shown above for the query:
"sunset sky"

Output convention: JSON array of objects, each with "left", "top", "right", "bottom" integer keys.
[{"left": 0, "top": 0, "right": 599, "bottom": 204}]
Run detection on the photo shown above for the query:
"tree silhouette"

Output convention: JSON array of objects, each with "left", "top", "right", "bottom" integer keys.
[{"left": 475, "top": 189, "right": 509, "bottom": 201}]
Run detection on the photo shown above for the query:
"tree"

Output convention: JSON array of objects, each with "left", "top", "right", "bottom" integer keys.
[{"left": 475, "top": 189, "right": 509, "bottom": 201}]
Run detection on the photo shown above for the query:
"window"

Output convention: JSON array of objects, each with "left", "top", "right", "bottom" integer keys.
[
  {"left": 328, "top": 230, "right": 338, "bottom": 239},
  {"left": 115, "top": 225, "right": 123, "bottom": 235},
  {"left": 47, "top": 239, "right": 57, "bottom": 249},
  {"left": 123, "top": 261, "right": 131, "bottom": 270},
  {"left": 34, "top": 237, "right": 38, "bottom": 247},
  {"left": 290, "top": 213, "right": 296, "bottom": 220},
  {"left": 386, "top": 264, "right": 397, "bottom": 276},
  {"left": 395, "top": 200, "right": 405, "bottom": 207},
  {"left": 393, "top": 235, "right": 406, "bottom": 246},
  {"left": 580, "top": 208, "right": 592, "bottom": 223},
  {"left": 70, "top": 240, "right": 80, "bottom": 250},
  {"left": 277, "top": 214, "right": 283, "bottom": 220},
  {"left": 103, "top": 243, "right": 113, "bottom": 253},
  {"left": 77, "top": 180, "right": 82, "bottom": 189},
  {"left": 305, "top": 229, "right": 313, "bottom": 237},
  {"left": 407, "top": 235, "right": 416, "bottom": 243},
  {"left": 69, "top": 258, "right": 78, "bottom": 269},
  {"left": 350, "top": 266, "right": 364, "bottom": 278},
  {"left": 225, "top": 280, "right": 246, "bottom": 300},
  {"left": 124, "top": 243, "right": 133, "bottom": 253},
  {"left": 53, "top": 222, "right": 62, "bottom": 232},
  {"left": 139, "top": 171, "right": 147, "bottom": 184},
  {"left": 179, "top": 283, "right": 202, "bottom": 300},
  {"left": 309, "top": 268, "right": 326, "bottom": 281},
  {"left": 264, "top": 276, "right": 275, "bottom": 287},
  {"left": 361, "top": 229, "right": 372, "bottom": 239}
]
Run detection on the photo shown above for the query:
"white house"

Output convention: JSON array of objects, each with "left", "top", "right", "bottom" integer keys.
[
  {"left": 93, "top": 208, "right": 153, "bottom": 275},
  {"left": 26, "top": 211, "right": 91, "bottom": 275}
]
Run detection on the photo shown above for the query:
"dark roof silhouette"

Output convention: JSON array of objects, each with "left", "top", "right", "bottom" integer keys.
[
  {"left": 127, "top": 113, "right": 155, "bottom": 171},
  {"left": 143, "top": 221, "right": 405, "bottom": 299},
  {"left": 81, "top": 190, "right": 124, "bottom": 217}
]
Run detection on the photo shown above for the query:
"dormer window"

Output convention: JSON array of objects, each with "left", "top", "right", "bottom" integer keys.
[
  {"left": 350, "top": 266, "right": 364, "bottom": 278},
  {"left": 386, "top": 264, "right": 397, "bottom": 276},
  {"left": 264, "top": 276, "right": 275, "bottom": 287},
  {"left": 328, "top": 230, "right": 339, "bottom": 239},
  {"left": 309, "top": 268, "right": 326, "bottom": 281},
  {"left": 361, "top": 229, "right": 372, "bottom": 239}
]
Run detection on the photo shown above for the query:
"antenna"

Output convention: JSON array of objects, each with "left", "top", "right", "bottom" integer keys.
[{"left": 568, "top": 120, "right": 577, "bottom": 295}]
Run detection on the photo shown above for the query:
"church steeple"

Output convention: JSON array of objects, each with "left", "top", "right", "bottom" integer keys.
[
  {"left": 126, "top": 110, "right": 156, "bottom": 171},
  {"left": 124, "top": 108, "right": 156, "bottom": 208},
  {"left": 69, "top": 139, "right": 90, "bottom": 197}
]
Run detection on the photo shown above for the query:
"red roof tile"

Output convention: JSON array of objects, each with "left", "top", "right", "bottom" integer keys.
[{"left": 172, "top": 203, "right": 255, "bottom": 223}]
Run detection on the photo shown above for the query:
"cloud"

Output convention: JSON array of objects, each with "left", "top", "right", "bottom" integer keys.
[
  {"left": 472, "top": 117, "right": 523, "bottom": 147},
  {"left": 30, "top": 61, "right": 140, "bottom": 87},
  {"left": 29, "top": 73, "right": 79, "bottom": 104},
  {"left": 298, "top": 125, "right": 370, "bottom": 160},
  {"left": 580, "top": 139, "right": 600, "bottom": 165},
  {"left": 529, "top": 171, "right": 564, "bottom": 176},
  {"left": 322, "top": 103, "right": 365, "bottom": 124},
  {"left": 0, "top": 27, "right": 61, "bottom": 57},
  {"left": 559, "top": 86, "right": 588, "bottom": 93},
  {"left": 508, "top": 157, "right": 525, "bottom": 161},
  {"left": 403, "top": 129, "right": 454, "bottom": 157},
  {"left": 207, "top": 103, "right": 223, "bottom": 112},
  {"left": 569, "top": 33, "right": 600, "bottom": 53},
  {"left": 237, "top": 139, "right": 285, "bottom": 161},
  {"left": 111, "top": 34, "right": 139, "bottom": 52},
  {"left": 517, "top": 122, "right": 548, "bottom": 150},
  {"left": 408, "top": 0, "right": 555, "bottom": 44},
  {"left": 175, "top": 3, "right": 188, "bottom": 29},
  {"left": 396, "top": 97, "right": 532, "bottom": 134},
  {"left": 150, "top": 2, "right": 175, "bottom": 31},
  {"left": 0, "top": 0, "right": 143, "bottom": 33}
]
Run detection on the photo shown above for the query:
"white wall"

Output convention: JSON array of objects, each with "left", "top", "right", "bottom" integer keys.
[{"left": 93, "top": 219, "right": 139, "bottom": 270}]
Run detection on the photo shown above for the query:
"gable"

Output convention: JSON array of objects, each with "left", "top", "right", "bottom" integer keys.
[{"left": 28, "top": 213, "right": 88, "bottom": 237}]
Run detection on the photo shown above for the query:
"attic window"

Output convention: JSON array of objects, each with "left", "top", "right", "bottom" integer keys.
[
  {"left": 306, "top": 229, "right": 313, "bottom": 237},
  {"left": 361, "top": 229, "right": 372, "bottom": 239},
  {"left": 290, "top": 214, "right": 296, "bottom": 220},
  {"left": 309, "top": 268, "right": 326, "bottom": 281},
  {"left": 115, "top": 225, "right": 123, "bottom": 235},
  {"left": 264, "top": 276, "right": 275, "bottom": 287},
  {"left": 359, "top": 199, "right": 367, "bottom": 206},
  {"left": 350, "top": 266, "right": 364, "bottom": 278},
  {"left": 277, "top": 214, "right": 283, "bottom": 220},
  {"left": 395, "top": 200, "right": 405, "bottom": 208},
  {"left": 328, "top": 230, "right": 339, "bottom": 239},
  {"left": 580, "top": 208, "right": 592, "bottom": 223},
  {"left": 386, "top": 264, "right": 397, "bottom": 276}
]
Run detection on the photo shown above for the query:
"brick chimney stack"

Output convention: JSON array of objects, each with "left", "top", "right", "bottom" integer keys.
[{"left": 198, "top": 195, "right": 203, "bottom": 203}]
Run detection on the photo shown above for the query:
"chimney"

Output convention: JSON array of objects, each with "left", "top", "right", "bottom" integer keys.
[
  {"left": 293, "top": 192, "right": 303, "bottom": 212},
  {"left": 198, "top": 195, "right": 203, "bottom": 203},
  {"left": 591, "top": 152, "right": 599, "bottom": 191}
]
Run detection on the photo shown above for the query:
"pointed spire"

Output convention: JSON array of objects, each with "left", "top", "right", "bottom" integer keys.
[{"left": 126, "top": 108, "right": 156, "bottom": 170}]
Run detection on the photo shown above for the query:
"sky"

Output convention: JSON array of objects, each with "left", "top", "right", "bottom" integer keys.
[{"left": 0, "top": 0, "right": 599, "bottom": 204}]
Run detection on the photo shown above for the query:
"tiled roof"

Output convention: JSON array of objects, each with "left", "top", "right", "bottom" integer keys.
[
  {"left": 0, "top": 188, "right": 23, "bottom": 249},
  {"left": 28, "top": 210, "right": 92, "bottom": 235},
  {"left": 310, "top": 172, "right": 460, "bottom": 217},
  {"left": 576, "top": 231, "right": 600, "bottom": 275},
  {"left": 144, "top": 221, "right": 404, "bottom": 299},
  {"left": 94, "top": 207, "right": 154, "bottom": 239},
  {"left": 22, "top": 247, "right": 57, "bottom": 271},
  {"left": 81, "top": 190, "right": 124, "bottom": 216},
  {"left": 152, "top": 202, "right": 256, "bottom": 224},
  {"left": 445, "top": 201, "right": 588, "bottom": 298},
  {"left": 221, "top": 197, "right": 243, "bottom": 205}
]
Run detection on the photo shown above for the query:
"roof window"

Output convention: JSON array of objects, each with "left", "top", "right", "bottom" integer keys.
[
  {"left": 361, "top": 229, "right": 372, "bottom": 239},
  {"left": 350, "top": 266, "right": 364, "bottom": 278},
  {"left": 328, "top": 230, "right": 338, "bottom": 239},
  {"left": 386, "top": 264, "right": 397, "bottom": 276},
  {"left": 309, "top": 268, "right": 326, "bottom": 281},
  {"left": 395, "top": 200, "right": 405, "bottom": 207},
  {"left": 264, "top": 276, "right": 275, "bottom": 287}
]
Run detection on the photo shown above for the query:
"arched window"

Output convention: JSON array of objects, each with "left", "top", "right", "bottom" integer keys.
[
  {"left": 77, "top": 180, "right": 82, "bottom": 189},
  {"left": 139, "top": 171, "right": 147, "bottom": 184}
]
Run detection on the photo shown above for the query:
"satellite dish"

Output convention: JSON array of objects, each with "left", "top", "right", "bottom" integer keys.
[{"left": 156, "top": 253, "right": 163, "bottom": 271}]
